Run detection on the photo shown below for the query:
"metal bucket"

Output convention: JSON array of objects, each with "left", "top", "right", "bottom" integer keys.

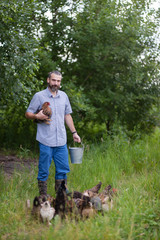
[{"left": 69, "top": 143, "right": 84, "bottom": 164}]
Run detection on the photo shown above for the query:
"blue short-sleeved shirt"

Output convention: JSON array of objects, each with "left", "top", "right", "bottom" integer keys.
[{"left": 26, "top": 87, "right": 72, "bottom": 147}]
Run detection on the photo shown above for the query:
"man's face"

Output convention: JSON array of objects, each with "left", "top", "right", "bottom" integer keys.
[{"left": 47, "top": 73, "right": 62, "bottom": 92}]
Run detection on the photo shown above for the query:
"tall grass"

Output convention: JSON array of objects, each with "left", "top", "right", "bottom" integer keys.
[{"left": 0, "top": 128, "right": 160, "bottom": 239}]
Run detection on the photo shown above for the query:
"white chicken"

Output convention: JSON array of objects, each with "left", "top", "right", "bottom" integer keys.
[{"left": 40, "top": 201, "right": 55, "bottom": 226}]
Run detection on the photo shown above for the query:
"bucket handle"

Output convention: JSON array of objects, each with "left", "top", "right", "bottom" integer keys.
[{"left": 69, "top": 142, "right": 84, "bottom": 149}]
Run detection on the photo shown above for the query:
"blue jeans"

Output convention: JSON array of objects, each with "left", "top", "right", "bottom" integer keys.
[{"left": 37, "top": 143, "right": 70, "bottom": 181}]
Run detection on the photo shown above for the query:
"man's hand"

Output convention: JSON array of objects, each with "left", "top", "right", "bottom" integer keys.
[
  {"left": 73, "top": 132, "right": 81, "bottom": 143},
  {"left": 35, "top": 110, "right": 49, "bottom": 120}
]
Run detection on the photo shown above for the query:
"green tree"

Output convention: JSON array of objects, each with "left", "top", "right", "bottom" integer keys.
[
  {"left": 66, "top": 0, "right": 160, "bottom": 136},
  {"left": 0, "top": 0, "right": 47, "bottom": 105},
  {"left": 0, "top": 0, "right": 47, "bottom": 148}
]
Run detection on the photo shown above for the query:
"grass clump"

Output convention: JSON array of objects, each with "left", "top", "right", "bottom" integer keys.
[{"left": 0, "top": 128, "right": 160, "bottom": 239}]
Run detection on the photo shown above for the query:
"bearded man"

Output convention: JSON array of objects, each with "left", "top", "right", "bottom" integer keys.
[{"left": 25, "top": 71, "right": 81, "bottom": 195}]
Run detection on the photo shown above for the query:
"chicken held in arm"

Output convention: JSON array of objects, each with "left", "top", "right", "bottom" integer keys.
[{"left": 35, "top": 102, "right": 52, "bottom": 124}]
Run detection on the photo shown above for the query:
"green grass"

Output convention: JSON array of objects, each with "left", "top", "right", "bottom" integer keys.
[{"left": 1, "top": 128, "right": 160, "bottom": 239}]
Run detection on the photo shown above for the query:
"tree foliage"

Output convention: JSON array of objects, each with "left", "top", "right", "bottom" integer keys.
[
  {"left": 0, "top": 0, "right": 48, "bottom": 106},
  {"left": 0, "top": 0, "right": 47, "bottom": 148},
  {"left": 67, "top": 0, "right": 160, "bottom": 135}
]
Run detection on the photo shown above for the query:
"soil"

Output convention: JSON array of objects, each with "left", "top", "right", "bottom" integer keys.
[{"left": 0, "top": 154, "right": 38, "bottom": 177}]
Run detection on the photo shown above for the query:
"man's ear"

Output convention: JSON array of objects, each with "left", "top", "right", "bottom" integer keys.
[{"left": 47, "top": 78, "right": 49, "bottom": 84}]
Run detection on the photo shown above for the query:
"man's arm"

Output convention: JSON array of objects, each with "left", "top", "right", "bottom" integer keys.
[
  {"left": 65, "top": 114, "right": 81, "bottom": 143},
  {"left": 25, "top": 110, "right": 49, "bottom": 120}
]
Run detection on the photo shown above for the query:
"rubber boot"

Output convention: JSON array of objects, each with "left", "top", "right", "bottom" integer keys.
[{"left": 38, "top": 180, "right": 47, "bottom": 196}]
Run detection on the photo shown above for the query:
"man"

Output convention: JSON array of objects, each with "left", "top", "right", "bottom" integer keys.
[{"left": 25, "top": 70, "right": 81, "bottom": 195}]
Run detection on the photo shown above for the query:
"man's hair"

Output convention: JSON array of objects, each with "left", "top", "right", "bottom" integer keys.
[{"left": 48, "top": 71, "right": 62, "bottom": 79}]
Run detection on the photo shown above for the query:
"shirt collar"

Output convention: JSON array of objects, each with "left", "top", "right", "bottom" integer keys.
[{"left": 46, "top": 87, "right": 60, "bottom": 98}]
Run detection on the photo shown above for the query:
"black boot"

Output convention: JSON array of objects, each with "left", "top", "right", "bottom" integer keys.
[{"left": 38, "top": 180, "right": 47, "bottom": 196}]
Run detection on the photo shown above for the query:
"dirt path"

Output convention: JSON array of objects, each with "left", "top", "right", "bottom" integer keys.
[{"left": 0, "top": 154, "right": 38, "bottom": 177}]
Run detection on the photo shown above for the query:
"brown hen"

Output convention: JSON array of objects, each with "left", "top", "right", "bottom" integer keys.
[
  {"left": 35, "top": 102, "right": 52, "bottom": 124},
  {"left": 83, "top": 181, "right": 102, "bottom": 198}
]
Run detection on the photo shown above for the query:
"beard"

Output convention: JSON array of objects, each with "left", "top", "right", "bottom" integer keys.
[{"left": 48, "top": 83, "right": 60, "bottom": 92}]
